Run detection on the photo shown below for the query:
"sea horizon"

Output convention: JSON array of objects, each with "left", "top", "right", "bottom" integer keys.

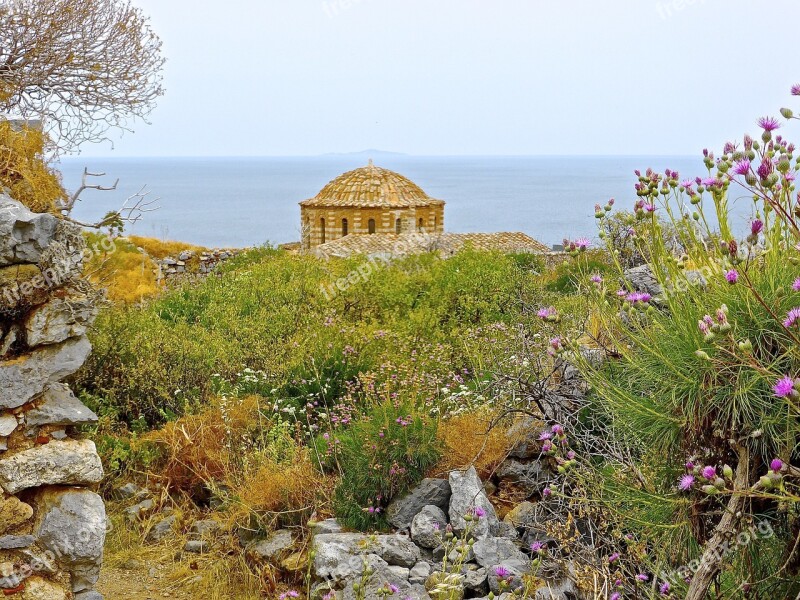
[{"left": 58, "top": 154, "right": 751, "bottom": 249}]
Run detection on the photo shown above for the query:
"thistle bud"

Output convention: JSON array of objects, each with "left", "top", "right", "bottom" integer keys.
[
  {"left": 781, "top": 107, "right": 794, "bottom": 119},
  {"left": 714, "top": 477, "right": 726, "bottom": 490},
  {"left": 722, "top": 464, "right": 733, "bottom": 480},
  {"left": 695, "top": 350, "right": 711, "bottom": 360},
  {"left": 759, "top": 475, "right": 773, "bottom": 489},
  {"left": 701, "top": 485, "right": 719, "bottom": 495}
]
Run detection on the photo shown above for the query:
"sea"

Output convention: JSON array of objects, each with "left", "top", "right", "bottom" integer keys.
[{"left": 57, "top": 155, "right": 756, "bottom": 249}]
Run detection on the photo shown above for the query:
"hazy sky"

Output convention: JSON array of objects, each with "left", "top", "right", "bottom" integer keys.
[{"left": 82, "top": 0, "right": 800, "bottom": 157}]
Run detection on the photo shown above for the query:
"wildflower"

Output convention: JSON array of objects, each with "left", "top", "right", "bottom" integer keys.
[
  {"left": 644, "top": 203, "right": 656, "bottom": 213},
  {"left": 566, "top": 450, "right": 576, "bottom": 460},
  {"left": 758, "top": 116, "right": 781, "bottom": 131},
  {"left": 702, "top": 466, "right": 716, "bottom": 480},
  {"left": 590, "top": 273, "right": 603, "bottom": 284},
  {"left": 279, "top": 592, "right": 300, "bottom": 600},
  {"left": 551, "top": 424, "right": 564, "bottom": 435},
  {"left": 698, "top": 319, "right": 711, "bottom": 336},
  {"left": 611, "top": 593, "right": 621, "bottom": 600},
  {"left": 530, "top": 541, "right": 546, "bottom": 554},
  {"left": 783, "top": 307, "right": 800, "bottom": 328},
  {"left": 574, "top": 237, "right": 591, "bottom": 250},
  {"left": 542, "top": 487, "right": 552, "bottom": 498},
  {"left": 678, "top": 474, "right": 695, "bottom": 491},
  {"left": 750, "top": 219, "right": 764, "bottom": 235},
  {"left": 626, "top": 291, "right": 651, "bottom": 304},
  {"left": 793, "top": 84, "right": 800, "bottom": 96},
  {"left": 493, "top": 566, "right": 511, "bottom": 579},
  {"left": 773, "top": 375, "right": 797, "bottom": 398},
  {"left": 608, "top": 552, "right": 620, "bottom": 563},
  {"left": 537, "top": 306, "right": 558, "bottom": 321},
  {"left": 771, "top": 458, "right": 784, "bottom": 472},
  {"left": 471, "top": 506, "right": 486, "bottom": 519},
  {"left": 538, "top": 431, "right": 552, "bottom": 441},
  {"left": 724, "top": 269, "right": 738, "bottom": 284},
  {"left": 732, "top": 159, "right": 751, "bottom": 176},
  {"left": 660, "top": 582, "right": 671, "bottom": 595},
  {"left": 636, "top": 574, "right": 649, "bottom": 582},
  {"left": 388, "top": 584, "right": 399, "bottom": 594}
]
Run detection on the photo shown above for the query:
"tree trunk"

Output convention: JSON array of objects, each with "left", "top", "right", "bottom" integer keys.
[{"left": 685, "top": 445, "right": 750, "bottom": 600}]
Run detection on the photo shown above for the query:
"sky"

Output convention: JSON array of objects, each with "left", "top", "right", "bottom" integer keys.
[{"left": 81, "top": 0, "right": 800, "bottom": 157}]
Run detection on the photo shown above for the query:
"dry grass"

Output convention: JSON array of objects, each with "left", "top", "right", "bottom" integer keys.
[
  {"left": 83, "top": 235, "right": 161, "bottom": 304},
  {"left": 431, "top": 409, "right": 516, "bottom": 479},
  {"left": 128, "top": 235, "right": 205, "bottom": 260}
]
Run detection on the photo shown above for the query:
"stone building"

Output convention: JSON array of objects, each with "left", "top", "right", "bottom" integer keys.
[{"left": 300, "top": 160, "right": 445, "bottom": 250}]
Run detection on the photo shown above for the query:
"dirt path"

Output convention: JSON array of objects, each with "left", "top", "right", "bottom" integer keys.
[{"left": 96, "top": 566, "right": 194, "bottom": 600}]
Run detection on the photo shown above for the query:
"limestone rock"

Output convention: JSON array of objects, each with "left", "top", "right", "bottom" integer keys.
[
  {"left": 0, "top": 439, "right": 104, "bottom": 494},
  {"left": 0, "top": 535, "right": 35, "bottom": 549},
  {"left": 113, "top": 482, "right": 149, "bottom": 502},
  {"left": 495, "top": 459, "right": 549, "bottom": 497},
  {"left": 124, "top": 498, "right": 154, "bottom": 521},
  {"left": 313, "top": 533, "right": 420, "bottom": 584},
  {"left": 410, "top": 505, "right": 447, "bottom": 549},
  {"left": 0, "top": 336, "right": 92, "bottom": 410},
  {"left": 20, "top": 576, "right": 67, "bottom": 600},
  {"left": 506, "top": 417, "right": 547, "bottom": 459},
  {"left": 309, "top": 518, "right": 342, "bottom": 536},
  {"left": 0, "top": 196, "right": 58, "bottom": 267},
  {"left": 472, "top": 537, "right": 529, "bottom": 569},
  {"left": 249, "top": 529, "right": 293, "bottom": 562},
  {"left": 0, "top": 264, "right": 50, "bottom": 313},
  {"left": 462, "top": 565, "right": 488, "bottom": 595},
  {"left": 145, "top": 515, "right": 176, "bottom": 544},
  {"left": 34, "top": 488, "right": 106, "bottom": 593},
  {"left": 24, "top": 384, "right": 98, "bottom": 429},
  {"left": 74, "top": 592, "right": 104, "bottom": 600},
  {"left": 409, "top": 561, "right": 431, "bottom": 585},
  {"left": 624, "top": 264, "right": 663, "bottom": 299},
  {"left": 387, "top": 478, "right": 451, "bottom": 530},
  {"left": 188, "top": 519, "right": 222, "bottom": 538},
  {"left": 0, "top": 414, "right": 17, "bottom": 437},
  {"left": 24, "top": 292, "right": 99, "bottom": 347},
  {"left": 340, "top": 554, "right": 431, "bottom": 600},
  {"left": 183, "top": 540, "right": 209, "bottom": 554},
  {"left": 448, "top": 467, "right": 498, "bottom": 539},
  {"left": 0, "top": 495, "right": 34, "bottom": 533}
]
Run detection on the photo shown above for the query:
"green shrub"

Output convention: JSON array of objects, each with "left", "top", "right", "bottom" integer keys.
[{"left": 315, "top": 402, "right": 441, "bottom": 531}]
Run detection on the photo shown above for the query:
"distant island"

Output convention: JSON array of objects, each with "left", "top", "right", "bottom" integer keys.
[{"left": 321, "top": 149, "right": 409, "bottom": 157}]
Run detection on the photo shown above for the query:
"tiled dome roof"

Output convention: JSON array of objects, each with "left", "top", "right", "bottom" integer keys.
[{"left": 300, "top": 160, "right": 444, "bottom": 208}]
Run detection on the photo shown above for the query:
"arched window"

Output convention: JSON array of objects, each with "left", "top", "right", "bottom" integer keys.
[
  {"left": 368, "top": 219, "right": 376, "bottom": 234},
  {"left": 395, "top": 218, "right": 402, "bottom": 234},
  {"left": 320, "top": 217, "right": 326, "bottom": 244},
  {"left": 342, "top": 218, "right": 348, "bottom": 236},
  {"left": 418, "top": 217, "right": 424, "bottom": 232}
]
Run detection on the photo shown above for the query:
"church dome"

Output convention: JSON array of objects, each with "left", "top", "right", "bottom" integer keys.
[{"left": 300, "top": 160, "right": 443, "bottom": 209}]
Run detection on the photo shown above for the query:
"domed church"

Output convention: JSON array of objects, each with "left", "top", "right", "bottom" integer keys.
[{"left": 300, "top": 160, "right": 445, "bottom": 249}]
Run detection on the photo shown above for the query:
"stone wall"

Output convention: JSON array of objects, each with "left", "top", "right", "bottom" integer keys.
[{"left": 0, "top": 196, "right": 106, "bottom": 600}]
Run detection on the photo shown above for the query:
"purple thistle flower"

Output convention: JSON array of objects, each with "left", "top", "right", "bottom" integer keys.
[
  {"left": 537, "top": 306, "right": 558, "bottom": 320},
  {"left": 792, "top": 84, "right": 800, "bottom": 96},
  {"left": 784, "top": 307, "right": 800, "bottom": 328},
  {"left": 636, "top": 574, "right": 649, "bottom": 582},
  {"left": 702, "top": 466, "right": 716, "bottom": 480},
  {"left": 758, "top": 116, "right": 782, "bottom": 132},
  {"left": 626, "top": 292, "right": 652, "bottom": 304},
  {"left": 538, "top": 431, "right": 552, "bottom": 441},
  {"left": 566, "top": 450, "right": 576, "bottom": 460},
  {"left": 388, "top": 584, "right": 399, "bottom": 594},
  {"left": 725, "top": 269, "right": 738, "bottom": 284},
  {"left": 590, "top": 273, "right": 603, "bottom": 284},
  {"left": 660, "top": 582, "right": 671, "bottom": 595},
  {"left": 758, "top": 157, "right": 774, "bottom": 180},
  {"left": 750, "top": 219, "right": 763, "bottom": 235},
  {"left": 611, "top": 593, "right": 621, "bottom": 600},
  {"left": 551, "top": 424, "right": 564, "bottom": 435},
  {"left": 732, "top": 160, "right": 751, "bottom": 176},
  {"left": 793, "top": 278, "right": 800, "bottom": 292},
  {"left": 608, "top": 552, "right": 620, "bottom": 563},
  {"left": 472, "top": 506, "right": 486, "bottom": 519},
  {"left": 771, "top": 458, "right": 784, "bottom": 472},
  {"left": 678, "top": 474, "right": 695, "bottom": 491},
  {"left": 698, "top": 319, "right": 710, "bottom": 335},
  {"left": 493, "top": 566, "right": 511, "bottom": 579},
  {"left": 530, "top": 541, "right": 546, "bottom": 553},
  {"left": 542, "top": 487, "right": 552, "bottom": 497},
  {"left": 774, "top": 376, "right": 796, "bottom": 398}
]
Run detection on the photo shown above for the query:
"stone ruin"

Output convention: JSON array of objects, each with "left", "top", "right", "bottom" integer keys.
[{"left": 0, "top": 195, "right": 105, "bottom": 600}]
